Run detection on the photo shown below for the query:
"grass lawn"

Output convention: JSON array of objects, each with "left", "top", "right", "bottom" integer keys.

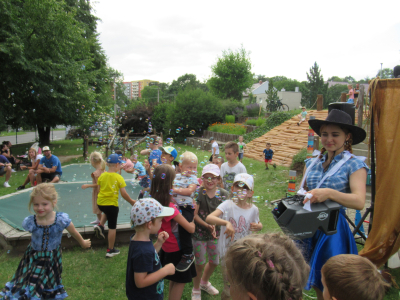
[
  {"left": 0, "top": 131, "right": 28, "bottom": 137},
  {"left": 0, "top": 143, "right": 399, "bottom": 299}
]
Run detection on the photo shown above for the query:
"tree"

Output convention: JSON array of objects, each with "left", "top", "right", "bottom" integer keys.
[
  {"left": 253, "top": 74, "right": 268, "bottom": 83},
  {"left": 141, "top": 82, "right": 170, "bottom": 104},
  {"left": 168, "top": 74, "right": 207, "bottom": 96},
  {"left": 326, "top": 84, "right": 348, "bottom": 108},
  {"left": 305, "top": 62, "right": 328, "bottom": 108},
  {"left": 265, "top": 79, "right": 281, "bottom": 112},
  {"left": 208, "top": 46, "right": 254, "bottom": 101},
  {"left": 376, "top": 68, "right": 394, "bottom": 79},
  {"left": 327, "top": 76, "right": 344, "bottom": 82},
  {"left": 269, "top": 77, "right": 309, "bottom": 104},
  {"left": 344, "top": 76, "right": 355, "bottom": 83}
]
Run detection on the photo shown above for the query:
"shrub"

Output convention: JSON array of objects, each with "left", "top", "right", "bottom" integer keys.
[
  {"left": 246, "top": 103, "right": 260, "bottom": 117},
  {"left": 220, "top": 99, "right": 245, "bottom": 121},
  {"left": 118, "top": 104, "right": 153, "bottom": 135},
  {"left": 225, "top": 115, "right": 235, "bottom": 123},
  {"left": 290, "top": 148, "right": 307, "bottom": 175},
  {"left": 255, "top": 118, "right": 265, "bottom": 126},
  {"left": 208, "top": 123, "right": 246, "bottom": 135},
  {"left": 151, "top": 101, "right": 171, "bottom": 133},
  {"left": 245, "top": 119, "right": 257, "bottom": 126}
]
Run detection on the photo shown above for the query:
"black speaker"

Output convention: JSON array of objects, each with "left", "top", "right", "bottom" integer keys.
[
  {"left": 394, "top": 65, "right": 400, "bottom": 78},
  {"left": 328, "top": 102, "right": 355, "bottom": 125}
]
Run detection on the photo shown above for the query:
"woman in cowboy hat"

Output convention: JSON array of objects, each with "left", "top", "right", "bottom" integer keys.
[{"left": 301, "top": 109, "right": 369, "bottom": 300}]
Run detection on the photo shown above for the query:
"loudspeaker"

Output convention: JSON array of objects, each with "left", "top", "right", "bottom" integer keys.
[
  {"left": 328, "top": 102, "right": 355, "bottom": 125},
  {"left": 394, "top": 65, "right": 400, "bottom": 78}
]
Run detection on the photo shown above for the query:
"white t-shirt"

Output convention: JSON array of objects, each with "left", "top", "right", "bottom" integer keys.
[
  {"left": 220, "top": 162, "right": 247, "bottom": 191},
  {"left": 212, "top": 141, "right": 219, "bottom": 155},
  {"left": 31, "top": 154, "right": 43, "bottom": 164},
  {"left": 217, "top": 200, "right": 260, "bottom": 257}
]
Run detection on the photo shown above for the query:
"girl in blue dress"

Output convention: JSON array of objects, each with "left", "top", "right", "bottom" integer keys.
[
  {"left": 302, "top": 109, "right": 368, "bottom": 300},
  {"left": 1, "top": 183, "right": 91, "bottom": 300}
]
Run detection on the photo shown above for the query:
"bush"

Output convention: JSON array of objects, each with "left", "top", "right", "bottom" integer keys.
[
  {"left": 245, "top": 119, "right": 257, "bottom": 126},
  {"left": 220, "top": 99, "right": 245, "bottom": 121},
  {"left": 208, "top": 123, "right": 246, "bottom": 135},
  {"left": 256, "top": 118, "right": 265, "bottom": 126},
  {"left": 246, "top": 103, "right": 260, "bottom": 117},
  {"left": 290, "top": 148, "right": 307, "bottom": 174},
  {"left": 225, "top": 115, "right": 235, "bottom": 123},
  {"left": 118, "top": 104, "right": 153, "bottom": 135}
]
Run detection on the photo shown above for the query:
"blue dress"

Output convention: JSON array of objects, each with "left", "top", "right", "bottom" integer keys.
[
  {"left": 302, "top": 152, "right": 368, "bottom": 291},
  {"left": 0, "top": 212, "right": 71, "bottom": 300}
]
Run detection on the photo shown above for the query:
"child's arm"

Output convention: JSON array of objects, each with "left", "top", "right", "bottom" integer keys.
[
  {"left": 66, "top": 222, "right": 91, "bottom": 248},
  {"left": 120, "top": 187, "right": 136, "bottom": 205},
  {"left": 174, "top": 213, "right": 195, "bottom": 233},
  {"left": 153, "top": 231, "right": 169, "bottom": 253},
  {"left": 81, "top": 184, "right": 97, "bottom": 189},
  {"left": 250, "top": 221, "right": 263, "bottom": 231},
  {"left": 172, "top": 183, "right": 197, "bottom": 196},
  {"left": 206, "top": 209, "right": 235, "bottom": 241},
  {"left": 134, "top": 264, "right": 175, "bottom": 289},
  {"left": 194, "top": 205, "right": 216, "bottom": 238}
]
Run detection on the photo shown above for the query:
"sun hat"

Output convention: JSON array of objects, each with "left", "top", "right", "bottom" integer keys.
[
  {"left": 107, "top": 153, "right": 126, "bottom": 164},
  {"left": 209, "top": 137, "right": 215, "bottom": 142},
  {"left": 42, "top": 146, "right": 50, "bottom": 151},
  {"left": 201, "top": 164, "right": 220, "bottom": 177},
  {"left": 159, "top": 146, "right": 178, "bottom": 160},
  {"left": 130, "top": 198, "right": 174, "bottom": 227},
  {"left": 233, "top": 173, "right": 254, "bottom": 191},
  {"left": 308, "top": 109, "right": 366, "bottom": 145}
]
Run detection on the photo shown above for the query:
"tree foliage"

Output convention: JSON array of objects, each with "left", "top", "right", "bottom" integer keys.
[
  {"left": 268, "top": 77, "right": 309, "bottom": 104},
  {"left": 265, "top": 79, "right": 281, "bottom": 112},
  {"left": 376, "top": 68, "right": 394, "bottom": 79},
  {"left": 168, "top": 74, "right": 207, "bottom": 96},
  {"left": 305, "top": 62, "right": 328, "bottom": 108},
  {"left": 208, "top": 46, "right": 253, "bottom": 101},
  {"left": 325, "top": 84, "right": 348, "bottom": 108}
]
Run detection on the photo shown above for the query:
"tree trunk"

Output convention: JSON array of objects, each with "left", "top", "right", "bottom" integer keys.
[{"left": 38, "top": 126, "right": 51, "bottom": 146}]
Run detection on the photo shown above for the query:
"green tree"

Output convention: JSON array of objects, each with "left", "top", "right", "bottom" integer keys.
[
  {"left": 376, "top": 68, "right": 394, "bottom": 79},
  {"left": 265, "top": 79, "right": 281, "bottom": 112},
  {"left": 325, "top": 84, "right": 348, "bottom": 108},
  {"left": 253, "top": 74, "right": 268, "bottom": 83},
  {"left": 141, "top": 82, "right": 170, "bottom": 104},
  {"left": 208, "top": 46, "right": 253, "bottom": 101},
  {"left": 305, "top": 62, "right": 328, "bottom": 108},
  {"left": 168, "top": 74, "right": 207, "bottom": 96},
  {"left": 327, "top": 76, "right": 344, "bottom": 82},
  {"left": 269, "top": 78, "right": 309, "bottom": 104}
]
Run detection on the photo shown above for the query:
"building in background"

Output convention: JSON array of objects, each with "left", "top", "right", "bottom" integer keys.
[
  {"left": 122, "top": 82, "right": 133, "bottom": 100},
  {"left": 122, "top": 80, "right": 159, "bottom": 100}
]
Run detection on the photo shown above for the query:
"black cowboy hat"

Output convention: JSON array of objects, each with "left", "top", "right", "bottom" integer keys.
[{"left": 308, "top": 109, "right": 366, "bottom": 145}]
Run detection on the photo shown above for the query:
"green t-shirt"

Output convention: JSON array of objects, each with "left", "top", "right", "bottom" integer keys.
[{"left": 97, "top": 172, "right": 126, "bottom": 207}]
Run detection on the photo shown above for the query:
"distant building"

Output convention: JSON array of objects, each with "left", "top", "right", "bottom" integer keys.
[
  {"left": 122, "top": 82, "right": 133, "bottom": 99},
  {"left": 122, "top": 79, "right": 159, "bottom": 99}
]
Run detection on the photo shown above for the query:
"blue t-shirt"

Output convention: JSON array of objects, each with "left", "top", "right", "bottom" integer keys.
[
  {"left": 126, "top": 239, "right": 163, "bottom": 300},
  {"left": 134, "top": 161, "right": 146, "bottom": 176},
  {"left": 40, "top": 155, "right": 62, "bottom": 176},
  {"left": 149, "top": 149, "right": 162, "bottom": 167},
  {"left": 263, "top": 149, "right": 274, "bottom": 159},
  {"left": 0, "top": 155, "right": 10, "bottom": 164}
]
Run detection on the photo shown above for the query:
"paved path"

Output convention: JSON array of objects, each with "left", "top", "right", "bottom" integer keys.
[{"left": 0, "top": 131, "right": 67, "bottom": 145}]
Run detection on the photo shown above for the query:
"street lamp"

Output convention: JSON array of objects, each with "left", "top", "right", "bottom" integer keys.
[{"left": 380, "top": 63, "right": 383, "bottom": 78}]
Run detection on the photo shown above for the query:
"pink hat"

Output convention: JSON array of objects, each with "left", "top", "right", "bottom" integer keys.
[{"left": 202, "top": 164, "right": 220, "bottom": 177}]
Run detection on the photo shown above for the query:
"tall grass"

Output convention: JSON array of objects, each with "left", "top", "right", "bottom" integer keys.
[{"left": 208, "top": 122, "right": 246, "bottom": 135}]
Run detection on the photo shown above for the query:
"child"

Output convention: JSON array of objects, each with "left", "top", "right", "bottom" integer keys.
[
  {"left": 212, "top": 155, "right": 224, "bottom": 170},
  {"left": 192, "top": 164, "right": 230, "bottom": 299},
  {"left": 0, "top": 183, "right": 91, "bottom": 299},
  {"left": 160, "top": 146, "right": 180, "bottom": 171},
  {"left": 171, "top": 151, "right": 198, "bottom": 271},
  {"left": 297, "top": 106, "right": 308, "bottom": 126},
  {"left": 81, "top": 153, "right": 136, "bottom": 258},
  {"left": 87, "top": 151, "right": 105, "bottom": 225},
  {"left": 140, "top": 135, "right": 163, "bottom": 199},
  {"left": 126, "top": 198, "right": 176, "bottom": 300},
  {"left": 225, "top": 233, "right": 310, "bottom": 300},
  {"left": 346, "top": 84, "right": 354, "bottom": 104},
  {"left": 321, "top": 254, "right": 390, "bottom": 300},
  {"left": 17, "top": 147, "right": 43, "bottom": 190},
  {"left": 220, "top": 142, "right": 247, "bottom": 190},
  {"left": 124, "top": 154, "right": 146, "bottom": 178},
  {"left": 114, "top": 150, "right": 134, "bottom": 174},
  {"left": 151, "top": 164, "right": 197, "bottom": 300},
  {"left": 237, "top": 136, "right": 246, "bottom": 163},
  {"left": 354, "top": 83, "right": 360, "bottom": 108},
  {"left": 262, "top": 142, "right": 276, "bottom": 170},
  {"left": 206, "top": 173, "right": 262, "bottom": 300},
  {"left": 208, "top": 137, "right": 219, "bottom": 162}
]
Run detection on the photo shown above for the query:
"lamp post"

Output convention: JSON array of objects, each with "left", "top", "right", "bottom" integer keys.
[
  {"left": 113, "top": 77, "right": 117, "bottom": 120},
  {"left": 380, "top": 63, "right": 383, "bottom": 78}
]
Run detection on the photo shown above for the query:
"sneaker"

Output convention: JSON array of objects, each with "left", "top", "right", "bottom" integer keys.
[
  {"left": 273, "top": 163, "right": 277, "bottom": 169},
  {"left": 94, "top": 224, "right": 105, "bottom": 239},
  {"left": 265, "top": 167, "right": 269, "bottom": 170},
  {"left": 3, "top": 182, "right": 11, "bottom": 188},
  {"left": 16, "top": 185, "right": 25, "bottom": 191},
  {"left": 90, "top": 219, "right": 100, "bottom": 225},
  {"left": 11, "top": 169, "right": 16, "bottom": 173},
  {"left": 176, "top": 253, "right": 195, "bottom": 272},
  {"left": 106, "top": 248, "right": 120, "bottom": 258},
  {"left": 191, "top": 289, "right": 201, "bottom": 300},
  {"left": 200, "top": 281, "right": 219, "bottom": 295}
]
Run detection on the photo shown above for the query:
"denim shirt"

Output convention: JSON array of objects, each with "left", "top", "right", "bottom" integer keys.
[{"left": 22, "top": 212, "right": 71, "bottom": 251}]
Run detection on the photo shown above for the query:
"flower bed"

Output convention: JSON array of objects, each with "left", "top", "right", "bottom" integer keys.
[{"left": 208, "top": 122, "right": 247, "bottom": 135}]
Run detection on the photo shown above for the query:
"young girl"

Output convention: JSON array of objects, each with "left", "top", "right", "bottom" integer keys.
[
  {"left": 17, "top": 147, "right": 43, "bottom": 190},
  {"left": 150, "top": 164, "right": 197, "bottom": 300},
  {"left": 88, "top": 151, "right": 106, "bottom": 225},
  {"left": 206, "top": 173, "right": 262, "bottom": 300},
  {"left": 224, "top": 233, "right": 310, "bottom": 300},
  {"left": 0, "top": 183, "right": 91, "bottom": 300},
  {"left": 321, "top": 254, "right": 390, "bottom": 300},
  {"left": 191, "top": 164, "right": 230, "bottom": 299}
]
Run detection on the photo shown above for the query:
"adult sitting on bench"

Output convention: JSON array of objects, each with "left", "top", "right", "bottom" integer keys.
[
  {"left": 36, "top": 146, "right": 62, "bottom": 184},
  {"left": 16, "top": 148, "right": 43, "bottom": 190}
]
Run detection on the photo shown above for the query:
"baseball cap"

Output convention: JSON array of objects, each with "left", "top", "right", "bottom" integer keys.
[
  {"left": 42, "top": 146, "right": 50, "bottom": 151},
  {"left": 209, "top": 137, "right": 215, "bottom": 142},
  {"left": 130, "top": 198, "right": 174, "bottom": 227},
  {"left": 159, "top": 146, "right": 178, "bottom": 160},
  {"left": 233, "top": 173, "right": 254, "bottom": 191},
  {"left": 201, "top": 164, "right": 220, "bottom": 177},
  {"left": 107, "top": 153, "right": 126, "bottom": 164}
]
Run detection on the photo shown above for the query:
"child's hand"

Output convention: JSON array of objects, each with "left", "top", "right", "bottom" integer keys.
[
  {"left": 157, "top": 231, "right": 169, "bottom": 243},
  {"left": 81, "top": 239, "right": 91, "bottom": 249},
  {"left": 81, "top": 184, "right": 88, "bottom": 190},
  {"left": 225, "top": 222, "right": 235, "bottom": 241},
  {"left": 164, "top": 263, "right": 176, "bottom": 276},
  {"left": 208, "top": 225, "right": 217, "bottom": 238},
  {"left": 250, "top": 222, "right": 262, "bottom": 232}
]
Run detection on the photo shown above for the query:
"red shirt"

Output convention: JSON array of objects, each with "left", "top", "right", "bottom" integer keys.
[{"left": 159, "top": 202, "right": 180, "bottom": 252}]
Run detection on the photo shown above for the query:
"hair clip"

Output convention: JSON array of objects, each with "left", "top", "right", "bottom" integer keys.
[
  {"left": 257, "top": 251, "right": 262, "bottom": 257},
  {"left": 266, "top": 259, "right": 274, "bottom": 269}
]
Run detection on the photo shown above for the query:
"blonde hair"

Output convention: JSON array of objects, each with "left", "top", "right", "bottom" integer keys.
[
  {"left": 322, "top": 254, "right": 390, "bottom": 300},
  {"left": 225, "top": 233, "right": 309, "bottom": 300},
  {"left": 28, "top": 147, "right": 38, "bottom": 159},
  {"left": 90, "top": 151, "right": 106, "bottom": 170},
  {"left": 230, "top": 182, "right": 254, "bottom": 206},
  {"left": 181, "top": 151, "right": 198, "bottom": 165},
  {"left": 29, "top": 183, "right": 59, "bottom": 213}
]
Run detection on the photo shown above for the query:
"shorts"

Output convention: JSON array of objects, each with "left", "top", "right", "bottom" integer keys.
[
  {"left": 238, "top": 153, "right": 244, "bottom": 160},
  {"left": 40, "top": 172, "right": 61, "bottom": 181},
  {"left": 347, "top": 99, "right": 354, "bottom": 104},
  {"left": 193, "top": 239, "right": 219, "bottom": 265},
  {"left": 265, "top": 159, "right": 272, "bottom": 163},
  {"left": 159, "top": 249, "right": 197, "bottom": 283},
  {"left": 0, "top": 166, "right": 6, "bottom": 176},
  {"left": 97, "top": 205, "right": 119, "bottom": 229}
]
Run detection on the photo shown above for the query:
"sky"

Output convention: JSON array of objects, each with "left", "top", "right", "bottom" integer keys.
[{"left": 93, "top": 0, "right": 400, "bottom": 85}]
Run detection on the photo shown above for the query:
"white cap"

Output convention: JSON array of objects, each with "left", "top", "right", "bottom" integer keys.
[
  {"left": 42, "top": 146, "right": 50, "bottom": 151},
  {"left": 233, "top": 173, "right": 254, "bottom": 191}
]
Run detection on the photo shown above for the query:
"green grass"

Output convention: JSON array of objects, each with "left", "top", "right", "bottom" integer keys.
[
  {"left": 0, "top": 131, "right": 28, "bottom": 137},
  {"left": 207, "top": 123, "right": 247, "bottom": 135},
  {"left": 1, "top": 143, "right": 399, "bottom": 299}
]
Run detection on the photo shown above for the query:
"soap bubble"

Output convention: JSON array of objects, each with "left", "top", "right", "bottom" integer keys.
[
  {"left": 169, "top": 189, "right": 174, "bottom": 195},
  {"left": 50, "top": 89, "right": 53, "bottom": 92},
  {"left": 33, "top": 109, "right": 36, "bottom": 112},
  {"left": 13, "top": 104, "right": 16, "bottom": 107},
  {"left": 190, "top": 130, "right": 196, "bottom": 135},
  {"left": 81, "top": 105, "right": 85, "bottom": 109}
]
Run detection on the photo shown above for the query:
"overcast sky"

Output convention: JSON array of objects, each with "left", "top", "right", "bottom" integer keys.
[{"left": 94, "top": 0, "right": 400, "bottom": 85}]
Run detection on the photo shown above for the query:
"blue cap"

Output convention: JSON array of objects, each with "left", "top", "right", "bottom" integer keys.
[
  {"left": 107, "top": 153, "right": 126, "bottom": 164},
  {"left": 160, "top": 146, "right": 178, "bottom": 160}
]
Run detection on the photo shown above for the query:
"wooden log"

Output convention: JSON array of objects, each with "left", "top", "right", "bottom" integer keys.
[
  {"left": 317, "top": 95, "right": 323, "bottom": 111},
  {"left": 341, "top": 93, "right": 347, "bottom": 102}
]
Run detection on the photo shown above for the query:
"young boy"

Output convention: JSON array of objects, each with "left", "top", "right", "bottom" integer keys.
[
  {"left": 208, "top": 137, "right": 219, "bottom": 162},
  {"left": 237, "top": 136, "right": 246, "bottom": 163},
  {"left": 82, "top": 153, "right": 136, "bottom": 257},
  {"left": 212, "top": 155, "right": 224, "bottom": 170},
  {"left": 262, "top": 142, "right": 276, "bottom": 170},
  {"left": 171, "top": 151, "right": 199, "bottom": 271},
  {"left": 140, "top": 135, "right": 163, "bottom": 198},
  {"left": 346, "top": 84, "right": 354, "bottom": 104},
  {"left": 126, "top": 198, "right": 176, "bottom": 300},
  {"left": 321, "top": 254, "right": 390, "bottom": 300},
  {"left": 297, "top": 107, "right": 307, "bottom": 126},
  {"left": 220, "top": 142, "right": 247, "bottom": 190},
  {"left": 159, "top": 146, "right": 180, "bottom": 171}
]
